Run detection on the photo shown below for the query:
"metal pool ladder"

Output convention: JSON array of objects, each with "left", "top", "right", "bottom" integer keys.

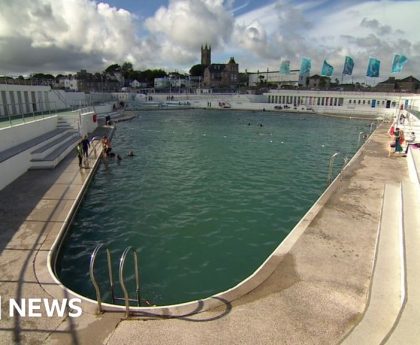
[
  {"left": 89, "top": 244, "right": 141, "bottom": 317},
  {"left": 327, "top": 152, "right": 340, "bottom": 184}
]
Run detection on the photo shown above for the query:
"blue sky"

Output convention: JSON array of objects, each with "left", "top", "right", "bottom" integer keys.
[{"left": 0, "top": 0, "right": 419, "bottom": 79}]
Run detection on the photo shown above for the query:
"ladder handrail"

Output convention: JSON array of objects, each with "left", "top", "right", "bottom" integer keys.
[
  {"left": 106, "top": 248, "right": 116, "bottom": 304},
  {"left": 89, "top": 243, "right": 104, "bottom": 313},
  {"left": 327, "top": 152, "right": 340, "bottom": 184},
  {"left": 358, "top": 131, "right": 364, "bottom": 145},
  {"left": 89, "top": 245, "right": 142, "bottom": 316},
  {"left": 119, "top": 247, "right": 141, "bottom": 317}
]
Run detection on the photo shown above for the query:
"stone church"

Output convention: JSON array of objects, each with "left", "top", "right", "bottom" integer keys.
[{"left": 201, "top": 45, "right": 239, "bottom": 89}]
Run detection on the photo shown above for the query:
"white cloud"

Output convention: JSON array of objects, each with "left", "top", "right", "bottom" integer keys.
[
  {"left": 145, "top": 0, "right": 234, "bottom": 53},
  {"left": 0, "top": 0, "right": 143, "bottom": 73}
]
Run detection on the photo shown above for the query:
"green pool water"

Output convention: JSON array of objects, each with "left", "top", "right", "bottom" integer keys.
[{"left": 57, "top": 109, "right": 371, "bottom": 306}]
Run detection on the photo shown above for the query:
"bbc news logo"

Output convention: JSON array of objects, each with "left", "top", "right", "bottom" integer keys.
[{"left": 0, "top": 296, "right": 83, "bottom": 319}]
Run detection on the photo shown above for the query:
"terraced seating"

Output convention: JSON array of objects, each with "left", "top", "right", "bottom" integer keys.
[
  {"left": 341, "top": 183, "right": 404, "bottom": 344},
  {"left": 0, "top": 128, "right": 70, "bottom": 164},
  {"left": 30, "top": 133, "right": 80, "bottom": 169},
  {"left": 342, "top": 149, "right": 420, "bottom": 344},
  {"left": 386, "top": 181, "right": 420, "bottom": 344}
]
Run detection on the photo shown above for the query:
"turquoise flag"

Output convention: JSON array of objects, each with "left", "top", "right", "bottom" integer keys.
[
  {"left": 280, "top": 60, "right": 290, "bottom": 75},
  {"left": 321, "top": 60, "right": 334, "bottom": 76},
  {"left": 342, "top": 56, "right": 354, "bottom": 75},
  {"left": 391, "top": 54, "right": 408, "bottom": 73},
  {"left": 366, "top": 57, "right": 380, "bottom": 77},
  {"left": 299, "top": 57, "right": 311, "bottom": 76}
]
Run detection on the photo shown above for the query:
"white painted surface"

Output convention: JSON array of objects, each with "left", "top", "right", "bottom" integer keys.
[
  {"left": 79, "top": 111, "right": 98, "bottom": 136},
  {"left": 0, "top": 116, "right": 57, "bottom": 151},
  {"left": 0, "top": 150, "right": 31, "bottom": 191}
]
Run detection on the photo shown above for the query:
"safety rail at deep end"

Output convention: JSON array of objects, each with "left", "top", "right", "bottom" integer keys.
[{"left": 89, "top": 244, "right": 142, "bottom": 317}]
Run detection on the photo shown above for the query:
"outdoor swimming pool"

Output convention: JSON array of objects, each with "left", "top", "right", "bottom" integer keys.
[{"left": 57, "top": 109, "right": 371, "bottom": 306}]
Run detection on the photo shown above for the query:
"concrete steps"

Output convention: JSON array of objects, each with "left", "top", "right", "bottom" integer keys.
[
  {"left": 30, "top": 135, "right": 80, "bottom": 169},
  {"left": 407, "top": 147, "right": 420, "bottom": 185},
  {"left": 23, "top": 117, "right": 83, "bottom": 169},
  {"left": 57, "top": 113, "right": 80, "bottom": 131},
  {"left": 386, "top": 181, "right": 420, "bottom": 344},
  {"left": 31, "top": 130, "right": 79, "bottom": 160},
  {"left": 342, "top": 158, "right": 420, "bottom": 344},
  {"left": 342, "top": 183, "right": 404, "bottom": 345}
]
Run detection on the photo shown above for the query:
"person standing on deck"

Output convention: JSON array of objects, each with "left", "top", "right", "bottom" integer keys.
[
  {"left": 81, "top": 135, "right": 90, "bottom": 167},
  {"left": 81, "top": 135, "right": 90, "bottom": 157},
  {"left": 394, "top": 127, "right": 402, "bottom": 153},
  {"left": 76, "top": 143, "right": 83, "bottom": 168}
]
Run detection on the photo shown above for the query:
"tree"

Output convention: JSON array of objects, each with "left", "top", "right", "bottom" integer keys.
[
  {"left": 31, "top": 73, "right": 55, "bottom": 80},
  {"left": 121, "top": 62, "right": 134, "bottom": 79},
  {"left": 189, "top": 64, "right": 206, "bottom": 77},
  {"left": 138, "top": 69, "right": 167, "bottom": 85},
  {"left": 104, "top": 64, "right": 121, "bottom": 74}
]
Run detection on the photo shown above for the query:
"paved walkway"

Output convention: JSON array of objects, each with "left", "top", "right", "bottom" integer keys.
[{"left": 0, "top": 125, "right": 412, "bottom": 344}]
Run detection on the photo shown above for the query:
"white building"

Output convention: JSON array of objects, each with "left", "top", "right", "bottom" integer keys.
[
  {"left": 248, "top": 70, "right": 300, "bottom": 87},
  {"left": 130, "top": 80, "right": 141, "bottom": 88},
  {"left": 154, "top": 77, "right": 170, "bottom": 89},
  {"left": 0, "top": 84, "right": 54, "bottom": 116},
  {"left": 264, "top": 89, "right": 419, "bottom": 118},
  {"left": 154, "top": 77, "right": 190, "bottom": 90},
  {"left": 64, "top": 78, "right": 78, "bottom": 91},
  {"left": 0, "top": 83, "right": 116, "bottom": 117}
]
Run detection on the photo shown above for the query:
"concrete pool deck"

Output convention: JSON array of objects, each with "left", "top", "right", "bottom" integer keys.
[{"left": 0, "top": 124, "right": 414, "bottom": 344}]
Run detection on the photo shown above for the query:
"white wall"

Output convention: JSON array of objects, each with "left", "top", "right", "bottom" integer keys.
[
  {"left": 0, "top": 150, "right": 32, "bottom": 191},
  {"left": 79, "top": 111, "right": 98, "bottom": 136},
  {"left": 0, "top": 116, "right": 57, "bottom": 151},
  {"left": 0, "top": 116, "right": 58, "bottom": 191},
  {"left": 94, "top": 103, "right": 114, "bottom": 114}
]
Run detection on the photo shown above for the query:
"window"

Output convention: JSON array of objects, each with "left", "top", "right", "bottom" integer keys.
[
  {"left": 363, "top": 100, "right": 366, "bottom": 104},
  {"left": 349, "top": 100, "right": 352, "bottom": 104},
  {"left": 17, "top": 91, "right": 23, "bottom": 114},
  {"left": 9, "top": 91, "right": 17, "bottom": 115},
  {"left": 1, "top": 91, "right": 8, "bottom": 116},
  {"left": 358, "top": 100, "right": 361, "bottom": 104}
]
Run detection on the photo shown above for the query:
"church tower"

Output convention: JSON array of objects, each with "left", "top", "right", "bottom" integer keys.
[{"left": 201, "top": 44, "right": 211, "bottom": 66}]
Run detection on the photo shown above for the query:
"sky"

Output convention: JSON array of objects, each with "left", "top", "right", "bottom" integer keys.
[{"left": 0, "top": 0, "right": 419, "bottom": 81}]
